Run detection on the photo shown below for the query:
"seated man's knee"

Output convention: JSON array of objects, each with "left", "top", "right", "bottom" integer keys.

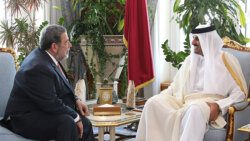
[
  {"left": 57, "top": 114, "right": 76, "bottom": 129},
  {"left": 187, "top": 105, "right": 203, "bottom": 115},
  {"left": 81, "top": 116, "right": 93, "bottom": 134}
]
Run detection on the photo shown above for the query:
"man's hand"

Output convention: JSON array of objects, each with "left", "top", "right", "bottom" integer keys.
[
  {"left": 76, "top": 99, "right": 89, "bottom": 116},
  {"left": 207, "top": 102, "right": 220, "bottom": 122},
  {"left": 76, "top": 120, "right": 83, "bottom": 139}
]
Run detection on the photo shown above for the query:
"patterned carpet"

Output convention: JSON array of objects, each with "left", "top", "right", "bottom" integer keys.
[{"left": 93, "top": 124, "right": 137, "bottom": 141}]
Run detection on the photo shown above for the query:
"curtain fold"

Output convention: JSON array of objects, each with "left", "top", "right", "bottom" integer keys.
[
  {"left": 147, "top": 0, "right": 158, "bottom": 32},
  {"left": 123, "top": 0, "right": 155, "bottom": 90},
  {"left": 60, "top": 0, "right": 76, "bottom": 28},
  {"left": 44, "top": 0, "right": 61, "bottom": 24}
]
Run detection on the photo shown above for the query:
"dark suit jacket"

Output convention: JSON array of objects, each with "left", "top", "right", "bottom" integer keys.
[{"left": 4, "top": 48, "right": 78, "bottom": 120}]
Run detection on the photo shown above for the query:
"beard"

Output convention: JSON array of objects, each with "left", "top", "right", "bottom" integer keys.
[
  {"left": 56, "top": 50, "right": 69, "bottom": 61},
  {"left": 62, "top": 52, "right": 69, "bottom": 60},
  {"left": 193, "top": 45, "right": 203, "bottom": 56},
  {"left": 193, "top": 45, "right": 199, "bottom": 49}
]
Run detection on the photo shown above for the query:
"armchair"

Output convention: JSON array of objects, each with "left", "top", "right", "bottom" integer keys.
[
  {"left": 0, "top": 48, "right": 34, "bottom": 141},
  {"left": 203, "top": 37, "right": 250, "bottom": 141}
]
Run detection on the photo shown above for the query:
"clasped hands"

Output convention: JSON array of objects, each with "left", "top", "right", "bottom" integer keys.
[
  {"left": 206, "top": 102, "right": 220, "bottom": 122},
  {"left": 75, "top": 99, "right": 89, "bottom": 139}
]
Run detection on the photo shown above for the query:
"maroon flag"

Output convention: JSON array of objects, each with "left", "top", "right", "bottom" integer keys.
[{"left": 123, "top": 0, "right": 154, "bottom": 90}]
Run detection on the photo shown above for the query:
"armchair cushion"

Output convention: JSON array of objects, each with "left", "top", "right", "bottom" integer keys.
[
  {"left": 231, "top": 103, "right": 250, "bottom": 141},
  {"left": 233, "top": 101, "right": 249, "bottom": 110},
  {"left": 222, "top": 47, "right": 250, "bottom": 88},
  {"left": 0, "top": 49, "right": 16, "bottom": 117},
  {"left": 204, "top": 126, "right": 226, "bottom": 141},
  {"left": 0, "top": 127, "right": 35, "bottom": 141}
]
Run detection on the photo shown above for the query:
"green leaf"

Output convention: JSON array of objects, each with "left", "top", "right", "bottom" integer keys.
[
  {"left": 37, "top": 21, "right": 48, "bottom": 34},
  {"left": 57, "top": 17, "right": 65, "bottom": 25},
  {"left": 173, "top": 0, "right": 181, "bottom": 12},
  {"left": 117, "top": 18, "right": 124, "bottom": 32},
  {"left": 0, "top": 20, "right": 14, "bottom": 48},
  {"left": 182, "top": 10, "right": 191, "bottom": 28},
  {"left": 198, "top": 7, "right": 205, "bottom": 23},
  {"left": 119, "top": 0, "right": 126, "bottom": 4},
  {"left": 72, "top": 0, "right": 80, "bottom": 10},
  {"left": 237, "top": 4, "right": 246, "bottom": 27}
]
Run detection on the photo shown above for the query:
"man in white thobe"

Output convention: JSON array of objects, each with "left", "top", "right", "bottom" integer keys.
[{"left": 135, "top": 25, "right": 247, "bottom": 141}]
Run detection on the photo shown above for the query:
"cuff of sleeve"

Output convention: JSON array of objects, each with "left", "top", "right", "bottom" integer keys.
[
  {"left": 74, "top": 114, "right": 81, "bottom": 123},
  {"left": 75, "top": 96, "right": 81, "bottom": 101},
  {"left": 216, "top": 101, "right": 227, "bottom": 116}
]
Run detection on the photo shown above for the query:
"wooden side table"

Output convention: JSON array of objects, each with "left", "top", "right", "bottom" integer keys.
[
  {"left": 238, "top": 124, "right": 250, "bottom": 141},
  {"left": 160, "top": 81, "right": 171, "bottom": 91},
  {"left": 122, "top": 97, "right": 147, "bottom": 106}
]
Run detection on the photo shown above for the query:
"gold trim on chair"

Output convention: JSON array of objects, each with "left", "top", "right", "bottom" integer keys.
[
  {"left": 223, "top": 36, "right": 250, "bottom": 52},
  {"left": 0, "top": 48, "right": 18, "bottom": 70},
  {"left": 226, "top": 101, "right": 250, "bottom": 141},
  {"left": 222, "top": 53, "right": 247, "bottom": 96},
  {"left": 226, "top": 106, "right": 235, "bottom": 141}
]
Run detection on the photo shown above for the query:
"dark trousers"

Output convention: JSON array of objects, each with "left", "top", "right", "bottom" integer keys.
[{"left": 9, "top": 111, "right": 94, "bottom": 141}]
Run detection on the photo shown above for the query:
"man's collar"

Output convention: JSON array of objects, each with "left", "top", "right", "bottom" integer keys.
[{"left": 45, "top": 50, "right": 58, "bottom": 65}]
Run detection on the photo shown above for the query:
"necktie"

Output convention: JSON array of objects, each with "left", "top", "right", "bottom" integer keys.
[{"left": 57, "top": 63, "right": 66, "bottom": 78}]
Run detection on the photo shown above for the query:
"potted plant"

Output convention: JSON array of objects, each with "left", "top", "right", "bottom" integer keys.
[
  {"left": 0, "top": 0, "right": 48, "bottom": 63},
  {"left": 69, "top": 0, "right": 127, "bottom": 98},
  {"left": 162, "top": 0, "right": 249, "bottom": 69}
]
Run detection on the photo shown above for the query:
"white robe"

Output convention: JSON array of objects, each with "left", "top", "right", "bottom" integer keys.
[{"left": 135, "top": 52, "right": 247, "bottom": 141}]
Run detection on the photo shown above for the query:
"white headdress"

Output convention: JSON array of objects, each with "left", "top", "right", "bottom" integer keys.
[{"left": 189, "top": 25, "right": 235, "bottom": 95}]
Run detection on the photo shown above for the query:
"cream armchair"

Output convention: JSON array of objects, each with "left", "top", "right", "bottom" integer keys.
[{"left": 203, "top": 37, "right": 250, "bottom": 141}]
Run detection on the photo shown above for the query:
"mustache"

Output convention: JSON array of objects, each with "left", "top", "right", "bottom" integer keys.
[
  {"left": 193, "top": 45, "right": 199, "bottom": 49},
  {"left": 193, "top": 45, "right": 201, "bottom": 48}
]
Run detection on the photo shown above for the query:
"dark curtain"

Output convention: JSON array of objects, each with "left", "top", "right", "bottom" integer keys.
[
  {"left": 60, "top": 0, "right": 91, "bottom": 98},
  {"left": 60, "top": 0, "right": 75, "bottom": 28}
]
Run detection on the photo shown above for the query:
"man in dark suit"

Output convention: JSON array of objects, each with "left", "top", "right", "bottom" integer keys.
[{"left": 3, "top": 25, "right": 94, "bottom": 141}]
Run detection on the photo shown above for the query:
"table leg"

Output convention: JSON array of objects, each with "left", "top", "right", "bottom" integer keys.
[
  {"left": 110, "top": 126, "right": 116, "bottom": 141},
  {"left": 98, "top": 127, "right": 104, "bottom": 141}
]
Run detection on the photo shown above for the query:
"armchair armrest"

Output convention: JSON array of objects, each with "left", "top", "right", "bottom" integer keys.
[
  {"left": 226, "top": 100, "right": 250, "bottom": 141},
  {"left": 232, "top": 100, "right": 249, "bottom": 110}
]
